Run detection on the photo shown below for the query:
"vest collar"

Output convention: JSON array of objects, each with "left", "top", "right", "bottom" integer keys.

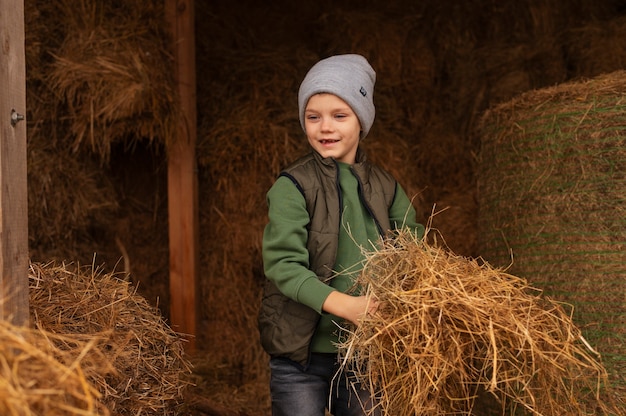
[{"left": 311, "top": 147, "right": 369, "bottom": 177}]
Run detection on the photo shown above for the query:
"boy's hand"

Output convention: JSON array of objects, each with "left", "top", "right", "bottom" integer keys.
[{"left": 322, "top": 291, "right": 379, "bottom": 326}]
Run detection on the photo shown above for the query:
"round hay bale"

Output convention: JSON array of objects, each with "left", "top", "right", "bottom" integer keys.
[
  {"left": 476, "top": 70, "right": 626, "bottom": 396},
  {"left": 29, "top": 262, "right": 192, "bottom": 415},
  {"left": 340, "top": 230, "right": 618, "bottom": 415}
]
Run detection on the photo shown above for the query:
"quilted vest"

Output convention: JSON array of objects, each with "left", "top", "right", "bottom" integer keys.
[{"left": 257, "top": 149, "right": 397, "bottom": 367}]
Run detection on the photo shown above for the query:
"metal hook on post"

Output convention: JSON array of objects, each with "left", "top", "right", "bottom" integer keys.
[{"left": 11, "top": 109, "right": 25, "bottom": 127}]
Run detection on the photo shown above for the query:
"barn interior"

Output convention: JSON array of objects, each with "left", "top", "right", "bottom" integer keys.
[{"left": 19, "top": 0, "right": 626, "bottom": 414}]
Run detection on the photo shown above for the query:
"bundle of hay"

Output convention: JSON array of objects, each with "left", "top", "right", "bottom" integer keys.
[
  {"left": 29, "top": 262, "right": 191, "bottom": 415},
  {"left": 340, "top": 230, "right": 619, "bottom": 415}
]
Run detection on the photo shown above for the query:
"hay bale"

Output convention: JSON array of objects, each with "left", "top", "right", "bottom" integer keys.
[
  {"left": 340, "top": 230, "right": 619, "bottom": 415},
  {"left": 29, "top": 262, "right": 191, "bottom": 415},
  {"left": 27, "top": 135, "right": 119, "bottom": 261},
  {"left": 476, "top": 71, "right": 626, "bottom": 395},
  {"left": 26, "top": 0, "right": 177, "bottom": 163},
  {"left": 24, "top": 0, "right": 176, "bottom": 266},
  {"left": 194, "top": 46, "right": 313, "bottom": 385}
]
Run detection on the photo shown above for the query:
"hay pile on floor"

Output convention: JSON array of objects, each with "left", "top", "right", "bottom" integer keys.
[
  {"left": 0, "top": 321, "right": 109, "bottom": 415},
  {"left": 340, "top": 230, "right": 619, "bottom": 415},
  {"left": 28, "top": 262, "right": 191, "bottom": 415}
]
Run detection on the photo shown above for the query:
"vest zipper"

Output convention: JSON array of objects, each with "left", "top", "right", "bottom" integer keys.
[{"left": 350, "top": 165, "right": 385, "bottom": 237}]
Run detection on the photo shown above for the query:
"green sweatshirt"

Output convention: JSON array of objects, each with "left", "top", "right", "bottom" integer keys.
[{"left": 263, "top": 162, "right": 424, "bottom": 353}]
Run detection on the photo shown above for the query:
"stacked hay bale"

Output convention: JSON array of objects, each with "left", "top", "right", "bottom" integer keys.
[
  {"left": 25, "top": 0, "right": 174, "bottom": 315},
  {"left": 25, "top": 0, "right": 175, "bottom": 279},
  {"left": 476, "top": 71, "right": 626, "bottom": 398},
  {"left": 340, "top": 230, "right": 620, "bottom": 415},
  {"left": 193, "top": 45, "right": 313, "bottom": 413},
  {"left": 0, "top": 262, "right": 191, "bottom": 415}
]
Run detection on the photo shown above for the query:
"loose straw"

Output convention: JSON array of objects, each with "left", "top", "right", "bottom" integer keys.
[{"left": 339, "top": 229, "right": 618, "bottom": 415}]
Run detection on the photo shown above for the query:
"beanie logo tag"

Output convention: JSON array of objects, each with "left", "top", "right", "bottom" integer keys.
[{"left": 359, "top": 86, "right": 367, "bottom": 97}]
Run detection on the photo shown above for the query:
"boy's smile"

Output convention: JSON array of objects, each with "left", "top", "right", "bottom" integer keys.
[{"left": 304, "top": 93, "right": 361, "bottom": 164}]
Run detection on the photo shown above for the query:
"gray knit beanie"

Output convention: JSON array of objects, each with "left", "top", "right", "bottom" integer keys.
[{"left": 298, "top": 54, "right": 376, "bottom": 139}]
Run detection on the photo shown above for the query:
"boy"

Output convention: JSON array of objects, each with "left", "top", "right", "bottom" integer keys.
[{"left": 258, "top": 54, "right": 424, "bottom": 416}]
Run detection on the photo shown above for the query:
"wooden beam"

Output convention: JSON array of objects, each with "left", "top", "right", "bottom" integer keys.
[
  {"left": 165, "top": 0, "right": 199, "bottom": 351},
  {"left": 0, "top": 0, "right": 29, "bottom": 326}
]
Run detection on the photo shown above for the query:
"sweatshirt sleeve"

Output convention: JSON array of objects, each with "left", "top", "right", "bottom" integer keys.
[
  {"left": 262, "top": 176, "right": 335, "bottom": 313},
  {"left": 389, "top": 183, "right": 425, "bottom": 239}
]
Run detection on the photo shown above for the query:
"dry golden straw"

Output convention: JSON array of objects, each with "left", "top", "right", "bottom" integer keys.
[
  {"left": 29, "top": 262, "right": 192, "bottom": 415},
  {"left": 340, "top": 229, "right": 618, "bottom": 415},
  {"left": 0, "top": 321, "right": 109, "bottom": 416}
]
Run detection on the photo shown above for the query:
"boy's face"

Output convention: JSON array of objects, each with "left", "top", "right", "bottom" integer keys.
[{"left": 304, "top": 93, "right": 361, "bottom": 164}]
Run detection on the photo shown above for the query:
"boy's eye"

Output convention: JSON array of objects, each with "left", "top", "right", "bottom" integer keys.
[
  {"left": 306, "top": 114, "right": 320, "bottom": 121},
  {"left": 334, "top": 113, "right": 347, "bottom": 119}
]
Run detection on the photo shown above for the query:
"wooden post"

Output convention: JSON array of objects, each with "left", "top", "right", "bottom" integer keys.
[
  {"left": 165, "top": 0, "right": 198, "bottom": 351},
  {"left": 0, "top": 0, "right": 29, "bottom": 326}
]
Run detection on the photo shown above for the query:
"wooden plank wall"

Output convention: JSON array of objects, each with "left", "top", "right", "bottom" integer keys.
[{"left": 0, "top": 0, "right": 29, "bottom": 326}]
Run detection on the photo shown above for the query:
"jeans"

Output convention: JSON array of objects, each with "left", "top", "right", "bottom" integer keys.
[{"left": 269, "top": 353, "right": 380, "bottom": 416}]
